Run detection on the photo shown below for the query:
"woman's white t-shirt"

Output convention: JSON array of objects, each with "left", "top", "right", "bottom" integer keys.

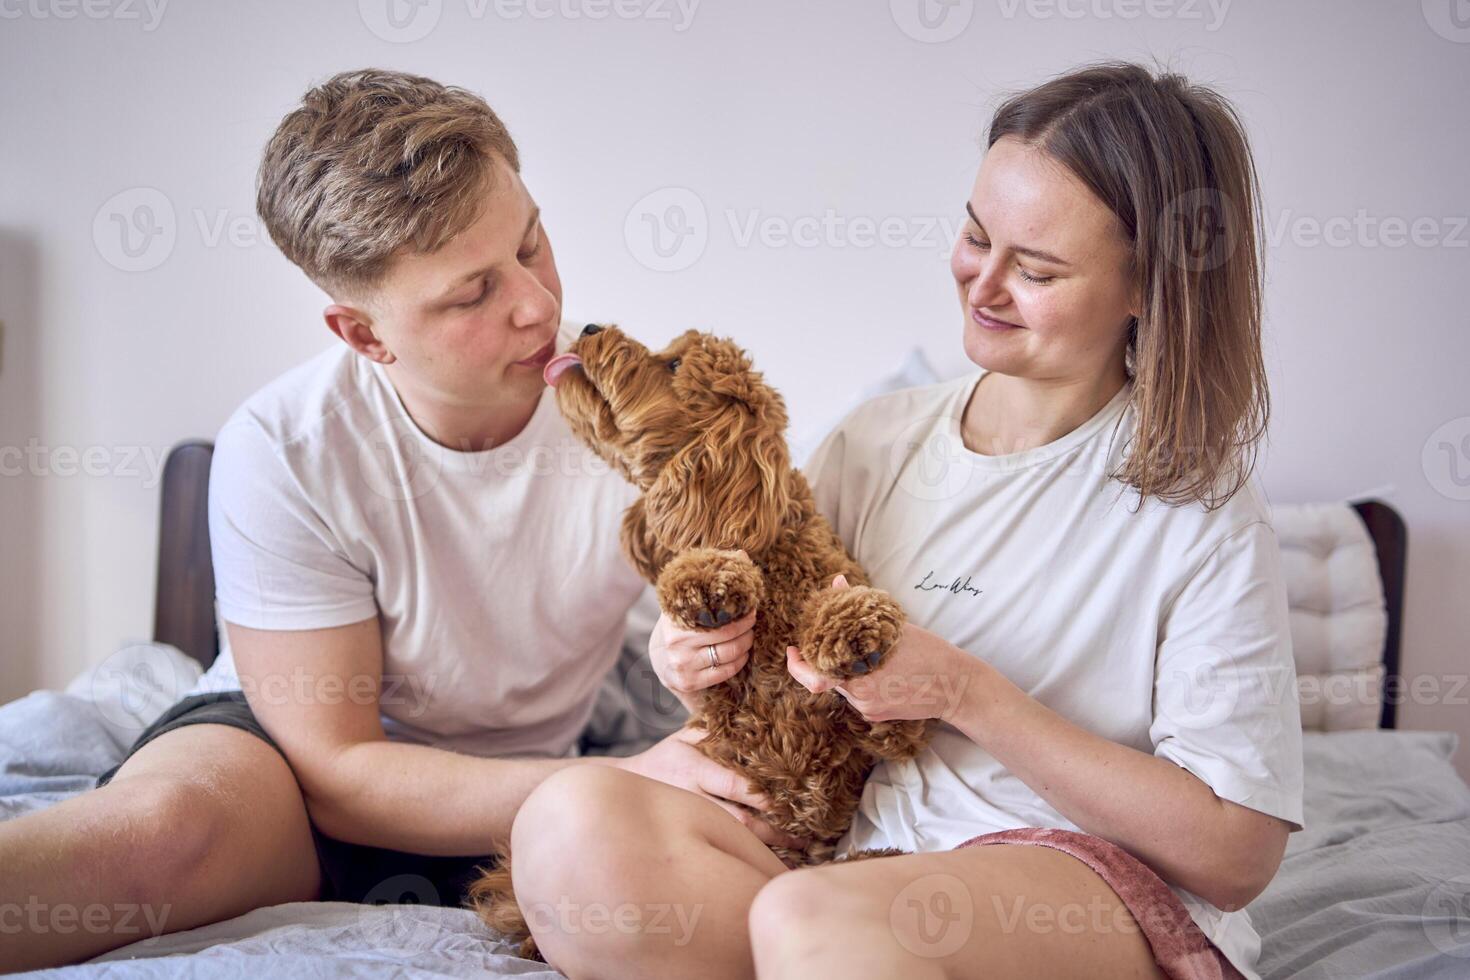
[
  {"left": 188, "top": 319, "right": 647, "bottom": 760},
  {"left": 804, "top": 370, "right": 1304, "bottom": 980}
]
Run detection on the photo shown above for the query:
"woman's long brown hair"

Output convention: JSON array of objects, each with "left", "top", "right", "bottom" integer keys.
[{"left": 988, "top": 62, "right": 1269, "bottom": 511}]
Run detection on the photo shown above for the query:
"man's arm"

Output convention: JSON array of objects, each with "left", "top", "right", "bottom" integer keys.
[{"left": 229, "top": 616, "right": 795, "bottom": 855}]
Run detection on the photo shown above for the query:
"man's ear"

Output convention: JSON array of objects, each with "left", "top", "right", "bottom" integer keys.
[
  {"left": 643, "top": 400, "right": 792, "bottom": 556},
  {"left": 325, "top": 304, "right": 395, "bottom": 363}
]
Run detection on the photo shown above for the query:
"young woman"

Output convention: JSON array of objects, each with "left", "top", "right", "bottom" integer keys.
[{"left": 508, "top": 62, "right": 1302, "bottom": 980}]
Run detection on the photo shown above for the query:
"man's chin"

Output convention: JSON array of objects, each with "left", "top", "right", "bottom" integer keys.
[{"left": 503, "top": 359, "right": 551, "bottom": 389}]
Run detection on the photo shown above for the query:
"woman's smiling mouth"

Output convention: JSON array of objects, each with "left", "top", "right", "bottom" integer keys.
[{"left": 972, "top": 308, "right": 1024, "bottom": 332}]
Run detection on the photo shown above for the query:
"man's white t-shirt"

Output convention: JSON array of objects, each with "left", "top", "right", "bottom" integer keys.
[
  {"left": 189, "top": 319, "right": 646, "bottom": 759},
  {"left": 804, "top": 370, "right": 1305, "bottom": 980}
]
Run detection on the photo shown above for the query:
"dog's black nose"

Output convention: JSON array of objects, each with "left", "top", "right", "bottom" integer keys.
[{"left": 581, "top": 323, "right": 603, "bottom": 337}]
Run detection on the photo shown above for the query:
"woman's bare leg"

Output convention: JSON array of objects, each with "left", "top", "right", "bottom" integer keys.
[
  {"left": 0, "top": 725, "right": 321, "bottom": 973},
  {"left": 749, "top": 843, "right": 1168, "bottom": 980},
  {"left": 509, "top": 765, "right": 786, "bottom": 980}
]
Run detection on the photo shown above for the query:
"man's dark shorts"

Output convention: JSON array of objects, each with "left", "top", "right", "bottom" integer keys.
[{"left": 96, "top": 691, "right": 497, "bottom": 908}]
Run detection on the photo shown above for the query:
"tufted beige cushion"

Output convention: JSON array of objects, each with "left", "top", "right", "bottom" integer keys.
[{"left": 1271, "top": 503, "right": 1389, "bottom": 731}]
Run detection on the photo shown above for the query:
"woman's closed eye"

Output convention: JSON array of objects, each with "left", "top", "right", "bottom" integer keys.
[{"left": 964, "top": 233, "right": 1055, "bottom": 285}]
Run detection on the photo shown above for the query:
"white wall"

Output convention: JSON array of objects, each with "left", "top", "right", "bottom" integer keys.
[{"left": 2, "top": 0, "right": 1467, "bottom": 777}]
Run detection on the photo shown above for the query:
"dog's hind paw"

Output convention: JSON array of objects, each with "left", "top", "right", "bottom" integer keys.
[
  {"left": 798, "top": 584, "right": 906, "bottom": 681},
  {"left": 657, "top": 548, "right": 766, "bottom": 632}
]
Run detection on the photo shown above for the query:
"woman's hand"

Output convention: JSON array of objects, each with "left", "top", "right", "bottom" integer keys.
[
  {"left": 648, "top": 606, "right": 758, "bottom": 711},
  {"left": 786, "top": 575, "right": 985, "bottom": 725}
]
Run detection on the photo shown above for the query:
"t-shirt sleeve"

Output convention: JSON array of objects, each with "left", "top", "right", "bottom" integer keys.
[
  {"left": 1148, "top": 520, "right": 1306, "bottom": 831},
  {"left": 208, "top": 416, "right": 378, "bottom": 630},
  {"left": 798, "top": 420, "right": 850, "bottom": 542}
]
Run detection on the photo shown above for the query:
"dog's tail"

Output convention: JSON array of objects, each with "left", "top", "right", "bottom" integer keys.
[{"left": 466, "top": 856, "right": 542, "bottom": 962}]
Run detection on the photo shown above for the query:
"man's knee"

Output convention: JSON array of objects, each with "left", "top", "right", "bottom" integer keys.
[
  {"left": 93, "top": 775, "right": 228, "bottom": 908},
  {"left": 98, "top": 739, "right": 319, "bottom": 909}
]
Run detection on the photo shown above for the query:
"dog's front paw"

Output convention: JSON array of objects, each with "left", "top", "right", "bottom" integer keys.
[
  {"left": 799, "top": 585, "right": 905, "bottom": 681},
  {"left": 656, "top": 548, "right": 765, "bottom": 631}
]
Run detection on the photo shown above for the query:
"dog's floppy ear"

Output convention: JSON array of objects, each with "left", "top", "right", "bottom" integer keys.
[{"left": 643, "top": 338, "right": 792, "bottom": 554}]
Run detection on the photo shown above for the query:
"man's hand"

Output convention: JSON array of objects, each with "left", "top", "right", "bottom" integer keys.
[
  {"left": 647, "top": 607, "right": 758, "bottom": 710},
  {"left": 613, "top": 728, "right": 807, "bottom": 850}
]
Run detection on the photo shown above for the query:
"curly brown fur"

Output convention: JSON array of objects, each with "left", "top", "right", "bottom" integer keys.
[
  {"left": 469, "top": 325, "right": 932, "bottom": 959},
  {"left": 465, "top": 861, "right": 538, "bottom": 960}
]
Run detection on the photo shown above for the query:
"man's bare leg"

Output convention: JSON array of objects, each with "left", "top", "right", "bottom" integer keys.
[{"left": 0, "top": 724, "right": 321, "bottom": 973}]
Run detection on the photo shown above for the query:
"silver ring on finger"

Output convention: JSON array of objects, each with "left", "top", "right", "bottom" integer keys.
[{"left": 705, "top": 643, "right": 721, "bottom": 670}]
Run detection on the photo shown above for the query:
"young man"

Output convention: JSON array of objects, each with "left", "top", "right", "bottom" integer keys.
[{"left": 0, "top": 68, "right": 781, "bottom": 972}]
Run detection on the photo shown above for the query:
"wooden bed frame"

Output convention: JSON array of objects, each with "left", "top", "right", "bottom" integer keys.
[{"left": 148, "top": 441, "right": 1410, "bottom": 729}]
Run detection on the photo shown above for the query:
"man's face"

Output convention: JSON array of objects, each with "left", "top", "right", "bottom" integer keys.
[{"left": 349, "top": 154, "right": 563, "bottom": 414}]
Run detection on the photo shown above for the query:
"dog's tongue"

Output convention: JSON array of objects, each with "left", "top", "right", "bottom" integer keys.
[{"left": 543, "top": 353, "right": 583, "bottom": 387}]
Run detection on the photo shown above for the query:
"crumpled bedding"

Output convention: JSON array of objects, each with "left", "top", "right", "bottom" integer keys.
[
  {"left": 1248, "top": 729, "right": 1470, "bottom": 979},
  {"left": 3, "top": 644, "right": 1467, "bottom": 978}
]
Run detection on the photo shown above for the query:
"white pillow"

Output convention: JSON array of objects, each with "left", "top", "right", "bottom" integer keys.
[
  {"left": 1270, "top": 503, "right": 1389, "bottom": 731},
  {"left": 789, "top": 347, "right": 941, "bottom": 468},
  {"left": 64, "top": 641, "right": 203, "bottom": 752}
]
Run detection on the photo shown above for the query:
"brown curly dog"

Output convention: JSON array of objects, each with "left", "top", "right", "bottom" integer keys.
[{"left": 468, "top": 324, "right": 931, "bottom": 959}]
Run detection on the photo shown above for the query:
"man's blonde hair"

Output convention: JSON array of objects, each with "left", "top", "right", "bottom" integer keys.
[{"left": 256, "top": 68, "right": 520, "bottom": 297}]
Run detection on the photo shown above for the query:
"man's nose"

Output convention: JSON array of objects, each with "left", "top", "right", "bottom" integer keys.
[{"left": 581, "top": 323, "right": 602, "bottom": 337}]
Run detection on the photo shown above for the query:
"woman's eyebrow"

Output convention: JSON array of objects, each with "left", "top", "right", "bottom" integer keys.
[{"left": 965, "top": 202, "right": 1071, "bottom": 267}]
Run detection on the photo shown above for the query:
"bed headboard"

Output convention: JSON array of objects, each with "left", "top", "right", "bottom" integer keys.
[
  {"left": 1350, "top": 499, "right": 1407, "bottom": 729},
  {"left": 153, "top": 440, "right": 219, "bottom": 670},
  {"left": 147, "top": 442, "right": 1411, "bottom": 727}
]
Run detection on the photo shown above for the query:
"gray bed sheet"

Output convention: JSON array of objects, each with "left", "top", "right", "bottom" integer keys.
[
  {"left": 1249, "top": 728, "right": 1470, "bottom": 979},
  {"left": 3, "top": 668, "right": 1468, "bottom": 977}
]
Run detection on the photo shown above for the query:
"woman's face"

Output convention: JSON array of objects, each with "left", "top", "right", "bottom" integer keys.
[{"left": 951, "top": 136, "right": 1138, "bottom": 386}]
